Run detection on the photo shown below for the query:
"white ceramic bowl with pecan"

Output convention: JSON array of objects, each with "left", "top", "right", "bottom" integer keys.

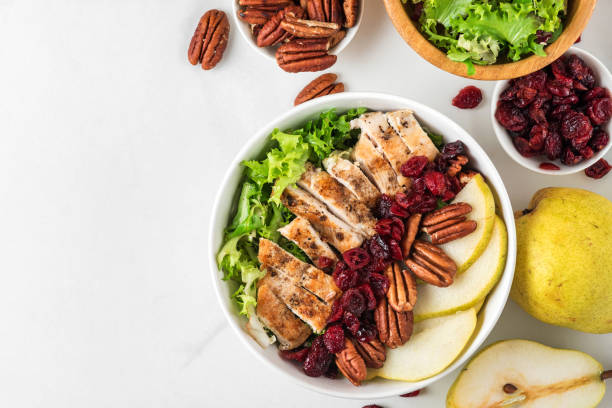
[
  {"left": 209, "top": 92, "right": 517, "bottom": 399},
  {"left": 232, "top": 0, "right": 364, "bottom": 62},
  {"left": 491, "top": 47, "right": 612, "bottom": 175}
]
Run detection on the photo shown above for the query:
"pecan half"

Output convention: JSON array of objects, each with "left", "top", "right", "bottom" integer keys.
[
  {"left": 401, "top": 213, "right": 422, "bottom": 258},
  {"left": 335, "top": 338, "right": 367, "bottom": 386},
  {"left": 276, "top": 39, "right": 337, "bottom": 72},
  {"left": 307, "top": 0, "right": 326, "bottom": 22},
  {"left": 239, "top": 0, "right": 291, "bottom": 6},
  {"left": 343, "top": 0, "right": 359, "bottom": 28},
  {"left": 385, "top": 262, "right": 417, "bottom": 313},
  {"left": 422, "top": 203, "right": 472, "bottom": 227},
  {"left": 458, "top": 169, "right": 478, "bottom": 187},
  {"left": 188, "top": 10, "right": 230, "bottom": 70},
  {"left": 257, "top": 5, "right": 305, "bottom": 47},
  {"left": 447, "top": 155, "right": 469, "bottom": 177},
  {"left": 405, "top": 240, "right": 457, "bottom": 287},
  {"left": 375, "top": 297, "right": 413, "bottom": 349},
  {"left": 430, "top": 220, "right": 477, "bottom": 244},
  {"left": 326, "top": 0, "right": 344, "bottom": 25},
  {"left": 281, "top": 16, "right": 340, "bottom": 38},
  {"left": 327, "top": 29, "right": 346, "bottom": 48},
  {"left": 237, "top": 7, "right": 277, "bottom": 25},
  {"left": 295, "top": 73, "right": 345, "bottom": 105},
  {"left": 353, "top": 338, "right": 386, "bottom": 369}
]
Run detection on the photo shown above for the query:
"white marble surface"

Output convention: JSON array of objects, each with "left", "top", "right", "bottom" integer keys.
[{"left": 0, "top": 1, "right": 610, "bottom": 407}]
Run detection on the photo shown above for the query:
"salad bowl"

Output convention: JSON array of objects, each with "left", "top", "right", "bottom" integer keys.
[
  {"left": 208, "top": 92, "right": 517, "bottom": 399},
  {"left": 382, "top": 0, "right": 596, "bottom": 80}
]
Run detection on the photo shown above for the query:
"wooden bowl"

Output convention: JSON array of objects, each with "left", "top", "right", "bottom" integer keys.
[{"left": 382, "top": 0, "right": 597, "bottom": 80}]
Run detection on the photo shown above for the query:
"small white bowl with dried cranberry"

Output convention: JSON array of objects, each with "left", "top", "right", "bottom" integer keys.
[{"left": 491, "top": 47, "right": 612, "bottom": 175}]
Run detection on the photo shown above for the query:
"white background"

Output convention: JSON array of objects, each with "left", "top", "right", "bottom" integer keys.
[{"left": 0, "top": 1, "right": 611, "bottom": 407}]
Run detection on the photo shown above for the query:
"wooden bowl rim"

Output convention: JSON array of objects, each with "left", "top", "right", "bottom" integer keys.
[{"left": 382, "top": 0, "right": 597, "bottom": 80}]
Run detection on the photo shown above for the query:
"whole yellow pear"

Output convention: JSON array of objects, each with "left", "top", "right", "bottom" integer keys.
[{"left": 512, "top": 187, "right": 612, "bottom": 334}]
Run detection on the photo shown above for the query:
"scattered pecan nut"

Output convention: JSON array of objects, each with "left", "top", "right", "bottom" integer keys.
[
  {"left": 343, "top": 0, "right": 359, "bottom": 28},
  {"left": 335, "top": 338, "right": 367, "bottom": 386},
  {"left": 401, "top": 213, "right": 422, "bottom": 258},
  {"left": 353, "top": 338, "right": 386, "bottom": 369},
  {"left": 430, "top": 220, "right": 477, "bottom": 244},
  {"left": 281, "top": 15, "right": 340, "bottom": 38},
  {"left": 422, "top": 202, "right": 472, "bottom": 227},
  {"left": 406, "top": 240, "right": 457, "bottom": 287},
  {"left": 375, "top": 297, "right": 413, "bottom": 349},
  {"left": 458, "top": 169, "right": 478, "bottom": 187},
  {"left": 276, "top": 38, "right": 337, "bottom": 73},
  {"left": 385, "top": 262, "right": 417, "bottom": 313},
  {"left": 237, "top": 7, "right": 278, "bottom": 25},
  {"left": 257, "top": 5, "right": 305, "bottom": 47},
  {"left": 294, "top": 73, "right": 345, "bottom": 105},
  {"left": 188, "top": 10, "right": 230, "bottom": 70}
]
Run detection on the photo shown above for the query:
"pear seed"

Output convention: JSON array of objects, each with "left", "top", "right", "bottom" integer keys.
[{"left": 503, "top": 383, "right": 518, "bottom": 394}]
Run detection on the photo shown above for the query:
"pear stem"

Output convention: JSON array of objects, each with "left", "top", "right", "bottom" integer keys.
[{"left": 602, "top": 370, "right": 612, "bottom": 381}]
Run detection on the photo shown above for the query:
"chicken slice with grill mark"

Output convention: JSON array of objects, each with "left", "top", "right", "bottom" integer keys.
[
  {"left": 386, "top": 110, "right": 439, "bottom": 161},
  {"left": 352, "top": 112, "right": 413, "bottom": 188},
  {"left": 258, "top": 238, "right": 341, "bottom": 305},
  {"left": 278, "top": 216, "right": 339, "bottom": 269},
  {"left": 256, "top": 282, "right": 312, "bottom": 350},
  {"left": 281, "top": 186, "right": 364, "bottom": 253},
  {"left": 322, "top": 154, "right": 380, "bottom": 208},
  {"left": 297, "top": 163, "right": 377, "bottom": 237},
  {"left": 351, "top": 134, "right": 403, "bottom": 196}
]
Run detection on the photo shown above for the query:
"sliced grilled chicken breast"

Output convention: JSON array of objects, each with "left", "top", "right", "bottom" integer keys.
[
  {"left": 352, "top": 112, "right": 413, "bottom": 188},
  {"left": 322, "top": 154, "right": 380, "bottom": 208},
  {"left": 258, "top": 238, "right": 340, "bottom": 305},
  {"left": 297, "top": 163, "right": 377, "bottom": 237},
  {"left": 351, "top": 135, "right": 403, "bottom": 196},
  {"left": 281, "top": 186, "right": 364, "bottom": 253},
  {"left": 260, "top": 267, "right": 331, "bottom": 333},
  {"left": 278, "top": 217, "right": 339, "bottom": 269},
  {"left": 386, "top": 110, "right": 439, "bottom": 161},
  {"left": 256, "top": 282, "right": 312, "bottom": 350}
]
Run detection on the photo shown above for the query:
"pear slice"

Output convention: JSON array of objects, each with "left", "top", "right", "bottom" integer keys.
[
  {"left": 374, "top": 308, "right": 477, "bottom": 382},
  {"left": 447, "top": 339, "right": 609, "bottom": 408},
  {"left": 414, "top": 216, "right": 507, "bottom": 321},
  {"left": 438, "top": 173, "right": 495, "bottom": 274}
]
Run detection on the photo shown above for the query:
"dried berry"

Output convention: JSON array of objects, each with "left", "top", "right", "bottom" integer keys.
[
  {"left": 343, "top": 311, "right": 361, "bottom": 334},
  {"left": 343, "top": 248, "right": 371, "bottom": 270},
  {"left": 412, "top": 177, "right": 427, "bottom": 194},
  {"left": 316, "top": 255, "right": 333, "bottom": 270},
  {"left": 400, "top": 155, "right": 429, "bottom": 177},
  {"left": 495, "top": 101, "right": 528, "bottom": 132},
  {"left": 544, "top": 129, "right": 563, "bottom": 160},
  {"left": 584, "top": 87, "right": 609, "bottom": 102},
  {"left": 323, "top": 325, "right": 345, "bottom": 354},
  {"left": 539, "top": 162, "right": 560, "bottom": 170},
  {"left": 387, "top": 239, "right": 403, "bottom": 261},
  {"left": 513, "top": 137, "right": 537, "bottom": 157},
  {"left": 535, "top": 30, "right": 552, "bottom": 44},
  {"left": 567, "top": 55, "right": 595, "bottom": 89},
  {"left": 389, "top": 202, "right": 410, "bottom": 218},
  {"left": 586, "top": 98, "right": 612, "bottom": 125},
  {"left": 585, "top": 159, "right": 612, "bottom": 179},
  {"left": 328, "top": 300, "right": 344, "bottom": 323},
  {"left": 400, "top": 390, "right": 422, "bottom": 397},
  {"left": 550, "top": 104, "right": 572, "bottom": 121},
  {"left": 355, "top": 323, "right": 377, "bottom": 343},
  {"left": 561, "top": 111, "right": 592, "bottom": 142},
  {"left": 279, "top": 347, "right": 310, "bottom": 362},
  {"left": 528, "top": 104, "right": 548, "bottom": 125},
  {"left": 590, "top": 129, "right": 610, "bottom": 151},
  {"left": 367, "top": 235, "right": 390, "bottom": 261},
  {"left": 514, "top": 87, "right": 538, "bottom": 108},
  {"left": 324, "top": 362, "right": 338, "bottom": 379},
  {"left": 552, "top": 94, "right": 579, "bottom": 106},
  {"left": 441, "top": 140, "right": 467, "bottom": 160},
  {"left": 452, "top": 86, "right": 483, "bottom": 109},
  {"left": 528, "top": 125, "right": 548, "bottom": 152},
  {"left": 375, "top": 217, "right": 404, "bottom": 241},
  {"left": 357, "top": 284, "right": 377, "bottom": 310},
  {"left": 551, "top": 58, "right": 569, "bottom": 80},
  {"left": 408, "top": 193, "right": 437, "bottom": 214},
  {"left": 579, "top": 146, "right": 594, "bottom": 160},
  {"left": 333, "top": 261, "right": 359, "bottom": 291},
  {"left": 424, "top": 171, "right": 447, "bottom": 196},
  {"left": 341, "top": 288, "right": 366, "bottom": 316},
  {"left": 303, "top": 337, "right": 333, "bottom": 377},
  {"left": 369, "top": 272, "right": 390, "bottom": 299},
  {"left": 516, "top": 70, "right": 547, "bottom": 90},
  {"left": 373, "top": 194, "right": 393, "bottom": 219},
  {"left": 560, "top": 147, "right": 583, "bottom": 165}
]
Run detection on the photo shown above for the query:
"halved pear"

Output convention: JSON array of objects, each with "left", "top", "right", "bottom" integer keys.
[
  {"left": 414, "top": 216, "right": 507, "bottom": 322},
  {"left": 374, "top": 308, "right": 477, "bottom": 382},
  {"left": 438, "top": 173, "right": 495, "bottom": 274},
  {"left": 447, "top": 339, "right": 608, "bottom": 408}
]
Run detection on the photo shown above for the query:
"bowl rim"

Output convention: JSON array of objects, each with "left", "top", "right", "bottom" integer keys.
[
  {"left": 208, "top": 92, "right": 517, "bottom": 399},
  {"left": 490, "top": 46, "right": 612, "bottom": 176},
  {"left": 382, "top": 0, "right": 597, "bottom": 80},
  {"left": 231, "top": 0, "right": 364, "bottom": 62}
]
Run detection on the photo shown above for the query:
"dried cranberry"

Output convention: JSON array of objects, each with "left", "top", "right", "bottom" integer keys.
[
  {"left": 586, "top": 98, "right": 612, "bottom": 125},
  {"left": 516, "top": 70, "right": 547, "bottom": 90},
  {"left": 357, "top": 284, "right": 377, "bottom": 310},
  {"left": 279, "top": 347, "right": 310, "bottom": 362},
  {"left": 343, "top": 311, "right": 361, "bottom": 334},
  {"left": 363, "top": 256, "right": 388, "bottom": 274},
  {"left": 575, "top": 35, "right": 581, "bottom": 44},
  {"left": 500, "top": 86, "right": 517, "bottom": 101},
  {"left": 355, "top": 323, "right": 378, "bottom": 343},
  {"left": 323, "top": 325, "right": 345, "bottom": 354},
  {"left": 539, "top": 162, "right": 560, "bottom": 170},
  {"left": 367, "top": 235, "right": 389, "bottom": 260},
  {"left": 333, "top": 261, "right": 359, "bottom": 291},
  {"left": 441, "top": 140, "right": 467, "bottom": 160},
  {"left": 303, "top": 337, "right": 333, "bottom": 377},
  {"left": 514, "top": 87, "right": 538, "bottom": 108},
  {"left": 316, "top": 256, "right": 333, "bottom": 270},
  {"left": 424, "top": 171, "right": 447, "bottom": 196},
  {"left": 400, "top": 155, "right": 429, "bottom": 178},
  {"left": 535, "top": 30, "right": 552, "bottom": 44},
  {"left": 550, "top": 104, "right": 572, "bottom": 121},
  {"left": 546, "top": 79, "right": 572, "bottom": 97},
  {"left": 590, "top": 129, "right": 610, "bottom": 151},
  {"left": 410, "top": 1, "right": 423, "bottom": 20},
  {"left": 561, "top": 111, "right": 592, "bottom": 141},
  {"left": 343, "top": 248, "right": 371, "bottom": 270},
  {"left": 513, "top": 137, "right": 537, "bottom": 157},
  {"left": 551, "top": 58, "right": 569, "bottom": 80},
  {"left": 412, "top": 177, "right": 427, "bottom": 194},
  {"left": 389, "top": 202, "right": 410, "bottom": 218},
  {"left": 579, "top": 146, "right": 595, "bottom": 159},
  {"left": 585, "top": 159, "right": 612, "bottom": 179},
  {"left": 375, "top": 217, "right": 404, "bottom": 241},
  {"left": 401, "top": 390, "right": 422, "bottom": 397},
  {"left": 328, "top": 300, "right": 344, "bottom": 323},
  {"left": 560, "top": 147, "right": 583, "bottom": 166},
  {"left": 567, "top": 55, "right": 595, "bottom": 89},
  {"left": 387, "top": 239, "right": 403, "bottom": 261},
  {"left": 373, "top": 194, "right": 393, "bottom": 218},
  {"left": 362, "top": 405, "right": 382, "bottom": 408},
  {"left": 452, "top": 86, "right": 483, "bottom": 109},
  {"left": 552, "top": 94, "right": 579, "bottom": 106},
  {"left": 496, "top": 101, "right": 528, "bottom": 132},
  {"left": 528, "top": 124, "right": 548, "bottom": 152},
  {"left": 409, "top": 193, "right": 437, "bottom": 214},
  {"left": 584, "top": 87, "right": 609, "bottom": 102},
  {"left": 544, "top": 129, "right": 563, "bottom": 160},
  {"left": 369, "top": 272, "right": 390, "bottom": 299},
  {"left": 528, "top": 104, "right": 548, "bottom": 125},
  {"left": 341, "top": 288, "right": 366, "bottom": 316}
]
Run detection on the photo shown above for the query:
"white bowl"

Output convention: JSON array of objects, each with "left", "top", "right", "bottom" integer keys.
[
  {"left": 491, "top": 47, "right": 612, "bottom": 175},
  {"left": 231, "top": 1, "right": 363, "bottom": 61},
  {"left": 208, "top": 92, "right": 517, "bottom": 399}
]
